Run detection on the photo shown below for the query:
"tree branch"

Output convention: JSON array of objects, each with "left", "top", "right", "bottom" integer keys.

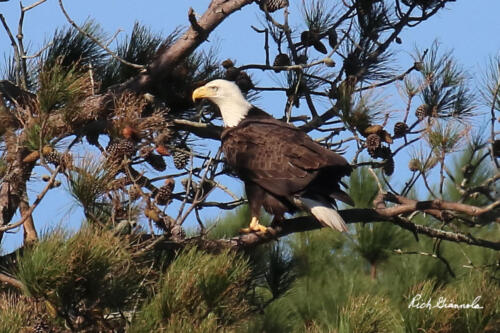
[
  {"left": 119, "top": 0, "right": 254, "bottom": 93},
  {"left": 221, "top": 207, "right": 500, "bottom": 250},
  {"left": 0, "top": 272, "right": 23, "bottom": 289}
]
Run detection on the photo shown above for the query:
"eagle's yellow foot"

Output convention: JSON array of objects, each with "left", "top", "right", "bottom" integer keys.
[{"left": 240, "top": 217, "right": 268, "bottom": 234}]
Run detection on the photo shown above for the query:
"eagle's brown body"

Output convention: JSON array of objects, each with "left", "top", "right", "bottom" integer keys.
[
  {"left": 192, "top": 79, "right": 353, "bottom": 232},
  {"left": 221, "top": 107, "right": 352, "bottom": 224}
]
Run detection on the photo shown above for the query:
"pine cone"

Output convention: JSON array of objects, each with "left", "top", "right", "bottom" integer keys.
[
  {"left": 301, "top": 30, "right": 318, "bottom": 47},
  {"left": 383, "top": 157, "right": 395, "bottom": 176},
  {"left": 44, "top": 151, "right": 62, "bottom": 166},
  {"left": 155, "top": 178, "right": 175, "bottom": 206},
  {"left": 327, "top": 28, "right": 337, "bottom": 48},
  {"left": 370, "top": 146, "right": 392, "bottom": 159},
  {"left": 33, "top": 318, "right": 50, "bottom": 333},
  {"left": 107, "top": 139, "right": 135, "bottom": 158},
  {"left": 273, "top": 53, "right": 291, "bottom": 72},
  {"left": 368, "top": 146, "right": 378, "bottom": 158},
  {"left": 173, "top": 147, "right": 190, "bottom": 169},
  {"left": 23, "top": 151, "right": 40, "bottom": 163},
  {"left": 393, "top": 122, "right": 409, "bottom": 138},
  {"left": 221, "top": 59, "right": 234, "bottom": 69},
  {"left": 376, "top": 146, "right": 392, "bottom": 160},
  {"left": 313, "top": 40, "right": 327, "bottom": 54},
  {"left": 296, "top": 53, "right": 308, "bottom": 65},
  {"left": 259, "top": 0, "right": 288, "bottom": 12},
  {"left": 235, "top": 71, "right": 254, "bottom": 92},
  {"left": 493, "top": 139, "right": 500, "bottom": 157},
  {"left": 146, "top": 153, "right": 167, "bottom": 172},
  {"left": 224, "top": 66, "right": 241, "bottom": 81},
  {"left": 415, "top": 104, "right": 429, "bottom": 120},
  {"left": 365, "top": 133, "right": 381, "bottom": 150},
  {"left": 344, "top": 52, "right": 361, "bottom": 77}
]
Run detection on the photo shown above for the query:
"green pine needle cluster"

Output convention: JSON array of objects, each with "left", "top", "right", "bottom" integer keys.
[
  {"left": 129, "top": 247, "right": 252, "bottom": 332},
  {"left": 101, "top": 22, "right": 167, "bottom": 89},
  {"left": 37, "top": 58, "right": 93, "bottom": 115},
  {"left": 15, "top": 227, "right": 140, "bottom": 327},
  {"left": 67, "top": 157, "right": 114, "bottom": 214},
  {"left": 338, "top": 295, "right": 403, "bottom": 333},
  {"left": 418, "top": 42, "right": 476, "bottom": 120},
  {"left": 0, "top": 293, "right": 38, "bottom": 333},
  {"left": 43, "top": 20, "right": 106, "bottom": 71},
  {"left": 22, "top": 123, "right": 52, "bottom": 152}
]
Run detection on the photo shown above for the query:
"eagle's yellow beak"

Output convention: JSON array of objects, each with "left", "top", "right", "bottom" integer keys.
[{"left": 192, "top": 85, "right": 214, "bottom": 102}]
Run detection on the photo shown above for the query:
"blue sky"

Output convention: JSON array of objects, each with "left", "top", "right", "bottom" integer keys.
[{"left": 0, "top": 1, "right": 499, "bottom": 252}]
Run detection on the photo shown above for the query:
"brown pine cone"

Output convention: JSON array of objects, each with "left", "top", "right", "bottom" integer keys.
[
  {"left": 273, "top": 53, "right": 291, "bottom": 72},
  {"left": 235, "top": 71, "right": 254, "bottom": 92},
  {"left": 173, "top": 147, "right": 190, "bottom": 170},
  {"left": 493, "top": 139, "right": 500, "bottom": 157},
  {"left": 415, "top": 104, "right": 429, "bottom": 120},
  {"left": 393, "top": 122, "right": 409, "bottom": 138},
  {"left": 146, "top": 154, "right": 167, "bottom": 172},
  {"left": 224, "top": 66, "right": 241, "bottom": 81},
  {"left": 366, "top": 133, "right": 381, "bottom": 150},
  {"left": 155, "top": 178, "right": 175, "bottom": 206},
  {"left": 221, "top": 59, "right": 235, "bottom": 69},
  {"left": 383, "top": 157, "right": 395, "bottom": 176},
  {"left": 107, "top": 139, "right": 135, "bottom": 158},
  {"left": 259, "top": 0, "right": 288, "bottom": 12}
]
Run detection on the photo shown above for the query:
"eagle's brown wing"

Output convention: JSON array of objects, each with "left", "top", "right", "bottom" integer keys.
[{"left": 221, "top": 117, "right": 351, "bottom": 198}]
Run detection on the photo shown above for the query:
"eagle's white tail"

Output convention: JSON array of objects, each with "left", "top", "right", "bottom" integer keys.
[{"left": 297, "top": 197, "right": 348, "bottom": 232}]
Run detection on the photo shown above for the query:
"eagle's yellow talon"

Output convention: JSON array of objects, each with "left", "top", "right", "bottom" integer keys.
[
  {"left": 253, "top": 224, "right": 269, "bottom": 233},
  {"left": 239, "top": 217, "right": 268, "bottom": 234}
]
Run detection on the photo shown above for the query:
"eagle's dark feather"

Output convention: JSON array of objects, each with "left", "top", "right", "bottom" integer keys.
[{"left": 221, "top": 107, "right": 353, "bottom": 223}]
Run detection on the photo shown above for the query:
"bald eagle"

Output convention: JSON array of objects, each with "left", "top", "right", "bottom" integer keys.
[{"left": 192, "top": 79, "right": 353, "bottom": 233}]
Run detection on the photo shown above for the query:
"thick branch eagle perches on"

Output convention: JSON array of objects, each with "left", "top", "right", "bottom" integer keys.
[{"left": 193, "top": 79, "right": 353, "bottom": 233}]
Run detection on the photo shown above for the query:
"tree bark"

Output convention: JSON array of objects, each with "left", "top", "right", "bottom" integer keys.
[
  {"left": 118, "top": 0, "right": 255, "bottom": 94},
  {"left": 370, "top": 263, "right": 377, "bottom": 280}
]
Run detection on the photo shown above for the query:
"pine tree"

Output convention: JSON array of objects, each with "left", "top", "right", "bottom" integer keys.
[{"left": 0, "top": 1, "right": 498, "bottom": 332}]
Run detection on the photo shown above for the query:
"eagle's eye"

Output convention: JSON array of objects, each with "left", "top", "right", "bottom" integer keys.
[{"left": 210, "top": 86, "right": 218, "bottom": 92}]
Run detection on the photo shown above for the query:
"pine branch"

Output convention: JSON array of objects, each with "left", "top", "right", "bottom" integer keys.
[
  {"left": 220, "top": 204, "right": 500, "bottom": 250},
  {"left": 58, "top": 0, "right": 144, "bottom": 70},
  {"left": 120, "top": 0, "right": 254, "bottom": 93},
  {"left": 0, "top": 272, "right": 23, "bottom": 289}
]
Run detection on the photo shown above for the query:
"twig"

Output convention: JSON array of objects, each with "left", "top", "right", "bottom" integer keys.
[
  {"left": 58, "top": 0, "right": 144, "bottom": 70},
  {"left": 393, "top": 248, "right": 455, "bottom": 277},
  {"left": 0, "top": 166, "right": 61, "bottom": 232},
  {"left": 17, "top": 2, "right": 29, "bottom": 88},
  {"left": 0, "top": 272, "right": 23, "bottom": 289},
  {"left": 22, "top": 0, "right": 47, "bottom": 12},
  {"left": 251, "top": 25, "right": 270, "bottom": 66},
  {"left": 22, "top": 42, "right": 53, "bottom": 59},
  {"left": 0, "top": 14, "right": 21, "bottom": 85},
  {"left": 489, "top": 79, "right": 500, "bottom": 169},
  {"left": 105, "top": 28, "right": 123, "bottom": 47}
]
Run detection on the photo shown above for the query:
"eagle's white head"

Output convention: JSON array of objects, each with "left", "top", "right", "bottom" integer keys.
[{"left": 192, "top": 79, "right": 252, "bottom": 127}]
